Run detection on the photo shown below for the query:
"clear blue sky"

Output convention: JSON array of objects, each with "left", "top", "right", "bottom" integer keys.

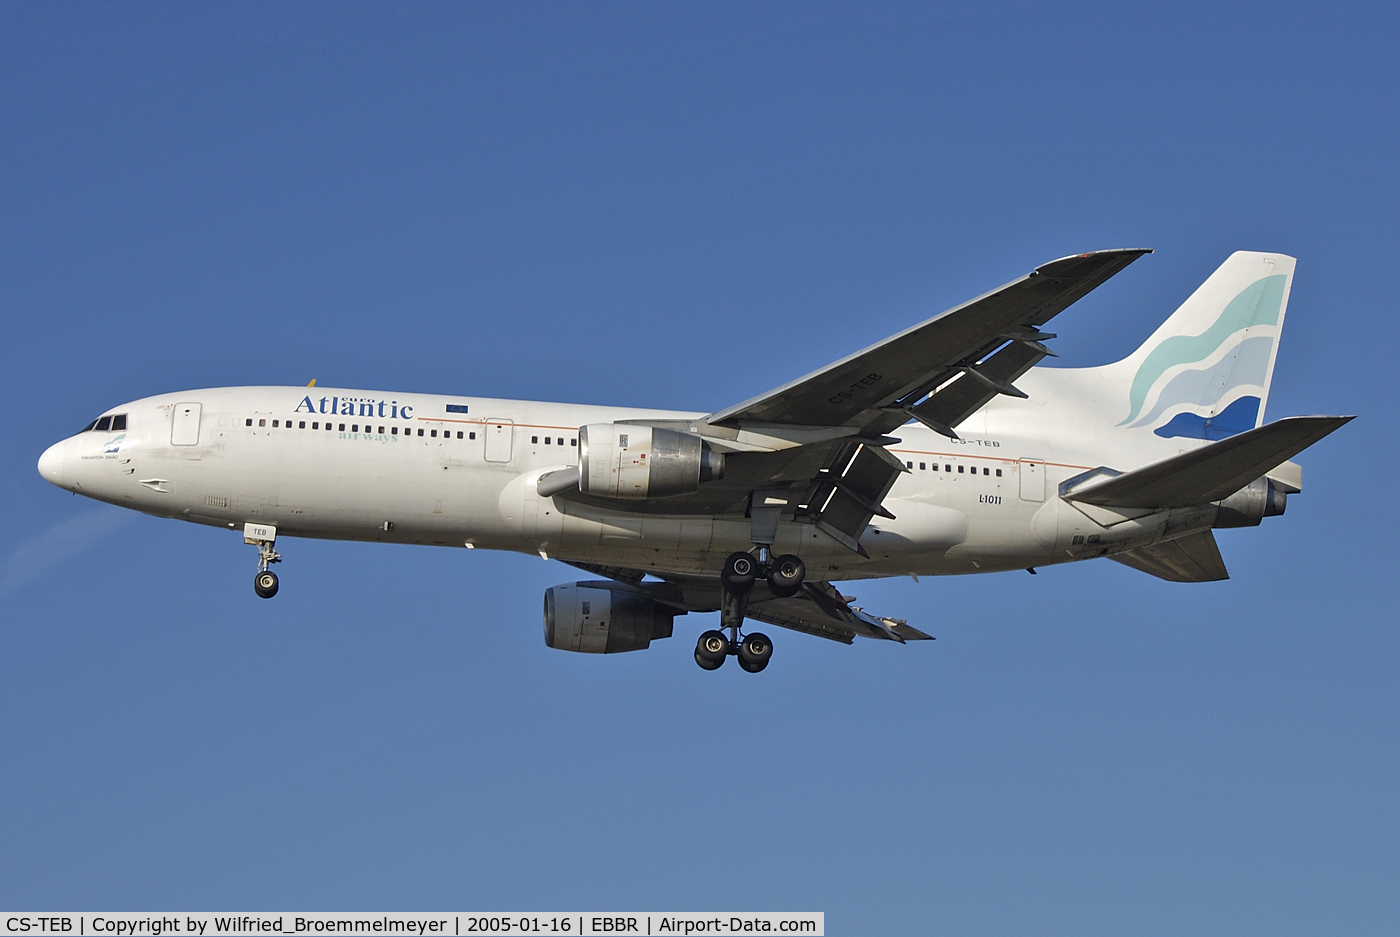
[{"left": 3, "top": 3, "right": 1396, "bottom": 932}]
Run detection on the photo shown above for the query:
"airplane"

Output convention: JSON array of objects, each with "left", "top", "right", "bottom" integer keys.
[{"left": 36, "top": 249, "right": 1351, "bottom": 673}]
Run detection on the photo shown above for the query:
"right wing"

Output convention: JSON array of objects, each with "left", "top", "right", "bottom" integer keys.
[
  {"left": 746, "top": 580, "right": 934, "bottom": 644},
  {"left": 565, "top": 561, "right": 930, "bottom": 645}
]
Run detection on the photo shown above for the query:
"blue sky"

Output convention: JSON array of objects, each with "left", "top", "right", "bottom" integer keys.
[{"left": 2, "top": 3, "right": 1397, "bottom": 932}]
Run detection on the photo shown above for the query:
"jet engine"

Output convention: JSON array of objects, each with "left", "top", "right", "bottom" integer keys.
[
  {"left": 577, "top": 424, "right": 724, "bottom": 499},
  {"left": 543, "top": 581, "right": 679, "bottom": 654},
  {"left": 1212, "top": 477, "right": 1289, "bottom": 528}
]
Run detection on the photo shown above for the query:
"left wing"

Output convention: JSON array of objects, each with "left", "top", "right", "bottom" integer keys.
[
  {"left": 706, "top": 249, "right": 1150, "bottom": 438},
  {"left": 550, "top": 249, "right": 1149, "bottom": 553}
]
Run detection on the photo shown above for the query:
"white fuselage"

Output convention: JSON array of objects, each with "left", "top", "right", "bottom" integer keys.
[{"left": 38, "top": 381, "right": 1217, "bottom": 581}]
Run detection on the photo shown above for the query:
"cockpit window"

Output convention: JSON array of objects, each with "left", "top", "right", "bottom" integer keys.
[{"left": 82, "top": 413, "right": 127, "bottom": 432}]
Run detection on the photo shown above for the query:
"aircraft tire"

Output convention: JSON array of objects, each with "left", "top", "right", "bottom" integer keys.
[
  {"left": 695, "top": 630, "right": 729, "bottom": 670},
  {"left": 254, "top": 570, "right": 279, "bottom": 599},
  {"left": 737, "top": 632, "right": 772, "bottom": 673},
  {"left": 721, "top": 552, "right": 759, "bottom": 593},
  {"left": 767, "top": 554, "right": 806, "bottom": 596}
]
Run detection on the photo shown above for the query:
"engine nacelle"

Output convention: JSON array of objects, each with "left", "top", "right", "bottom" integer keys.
[
  {"left": 1213, "top": 477, "right": 1288, "bottom": 528},
  {"left": 578, "top": 424, "right": 724, "bottom": 499},
  {"left": 543, "top": 581, "right": 678, "bottom": 654}
]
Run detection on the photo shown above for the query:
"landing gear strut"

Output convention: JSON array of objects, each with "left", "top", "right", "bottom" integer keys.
[
  {"left": 693, "top": 548, "right": 806, "bottom": 673},
  {"left": 244, "top": 522, "right": 282, "bottom": 599}
]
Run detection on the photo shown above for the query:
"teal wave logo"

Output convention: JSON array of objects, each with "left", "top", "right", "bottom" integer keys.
[{"left": 1118, "top": 274, "right": 1286, "bottom": 426}]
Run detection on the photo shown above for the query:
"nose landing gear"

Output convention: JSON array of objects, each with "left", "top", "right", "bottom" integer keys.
[
  {"left": 254, "top": 569, "right": 279, "bottom": 599},
  {"left": 244, "top": 522, "right": 282, "bottom": 599}
]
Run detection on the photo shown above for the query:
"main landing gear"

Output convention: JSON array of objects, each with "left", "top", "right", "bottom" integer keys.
[
  {"left": 694, "top": 549, "right": 805, "bottom": 673},
  {"left": 244, "top": 523, "right": 282, "bottom": 599}
]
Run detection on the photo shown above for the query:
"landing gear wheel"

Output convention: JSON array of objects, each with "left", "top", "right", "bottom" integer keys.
[
  {"left": 766, "top": 554, "right": 806, "bottom": 598},
  {"left": 694, "top": 630, "right": 729, "bottom": 670},
  {"left": 721, "top": 552, "right": 759, "bottom": 594},
  {"left": 254, "top": 570, "right": 279, "bottom": 599},
  {"left": 737, "top": 632, "right": 773, "bottom": 673}
]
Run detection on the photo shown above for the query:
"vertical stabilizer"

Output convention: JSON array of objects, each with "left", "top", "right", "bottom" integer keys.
[{"left": 1104, "top": 251, "right": 1294, "bottom": 439}]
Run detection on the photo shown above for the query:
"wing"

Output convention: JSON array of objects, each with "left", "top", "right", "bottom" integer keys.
[
  {"left": 706, "top": 249, "right": 1151, "bottom": 437},
  {"left": 564, "top": 562, "right": 930, "bottom": 645},
  {"left": 747, "top": 580, "right": 934, "bottom": 644},
  {"left": 548, "top": 249, "right": 1150, "bottom": 552}
]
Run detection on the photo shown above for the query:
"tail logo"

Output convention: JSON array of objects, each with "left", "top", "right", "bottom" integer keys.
[{"left": 1118, "top": 274, "right": 1287, "bottom": 439}]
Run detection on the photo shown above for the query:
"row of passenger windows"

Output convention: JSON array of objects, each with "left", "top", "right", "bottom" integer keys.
[
  {"left": 905, "top": 459, "right": 1002, "bottom": 477},
  {"left": 245, "top": 418, "right": 578, "bottom": 446},
  {"left": 247, "top": 417, "right": 479, "bottom": 438},
  {"left": 82, "top": 414, "right": 127, "bottom": 432}
]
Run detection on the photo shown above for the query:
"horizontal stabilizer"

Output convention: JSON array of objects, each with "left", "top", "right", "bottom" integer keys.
[
  {"left": 1109, "top": 531, "right": 1229, "bottom": 582},
  {"left": 1069, "top": 415, "right": 1353, "bottom": 509}
]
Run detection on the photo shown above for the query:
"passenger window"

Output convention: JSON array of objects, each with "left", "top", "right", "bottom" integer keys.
[
  {"left": 919, "top": 462, "right": 926, "bottom": 470},
  {"left": 312, "top": 422, "right": 319, "bottom": 429},
  {"left": 544, "top": 437, "right": 551, "bottom": 445},
  {"left": 417, "top": 429, "right": 424, "bottom": 437},
  {"left": 326, "top": 424, "right": 332, "bottom": 431},
  {"left": 352, "top": 424, "right": 359, "bottom": 432},
  {"left": 906, "top": 461, "right": 913, "bottom": 469},
  {"left": 957, "top": 465, "right": 964, "bottom": 473},
  {"left": 273, "top": 420, "right": 279, "bottom": 427},
  {"left": 995, "top": 468, "right": 1002, "bottom": 477},
  {"left": 259, "top": 419, "right": 267, "bottom": 427},
  {"left": 532, "top": 436, "right": 539, "bottom": 444},
  {"left": 983, "top": 467, "right": 990, "bottom": 475},
  {"left": 457, "top": 431, "right": 463, "bottom": 439},
  {"left": 932, "top": 463, "right": 939, "bottom": 471},
  {"left": 246, "top": 419, "right": 253, "bottom": 427},
  {"left": 391, "top": 427, "right": 398, "bottom": 435},
  {"left": 378, "top": 426, "right": 385, "bottom": 434},
  {"left": 570, "top": 438, "right": 576, "bottom": 446},
  {"left": 338, "top": 423, "right": 345, "bottom": 431},
  {"left": 111, "top": 415, "right": 127, "bottom": 431},
  {"left": 299, "top": 421, "right": 306, "bottom": 429},
  {"left": 470, "top": 432, "right": 477, "bottom": 440},
  {"left": 944, "top": 464, "right": 951, "bottom": 472}
]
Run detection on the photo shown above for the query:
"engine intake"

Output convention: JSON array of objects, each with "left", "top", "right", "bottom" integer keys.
[
  {"left": 578, "top": 424, "right": 723, "bottom": 499},
  {"left": 543, "top": 581, "right": 678, "bottom": 654}
]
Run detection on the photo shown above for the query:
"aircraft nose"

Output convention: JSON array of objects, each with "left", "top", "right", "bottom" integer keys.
[{"left": 37, "top": 440, "right": 67, "bottom": 488}]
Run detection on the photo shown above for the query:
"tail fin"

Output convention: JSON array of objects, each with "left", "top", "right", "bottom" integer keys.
[{"left": 1104, "top": 251, "right": 1294, "bottom": 439}]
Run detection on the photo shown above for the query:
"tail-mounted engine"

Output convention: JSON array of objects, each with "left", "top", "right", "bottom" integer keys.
[
  {"left": 1213, "top": 477, "right": 1289, "bottom": 528},
  {"left": 543, "top": 581, "right": 680, "bottom": 653},
  {"left": 577, "top": 424, "right": 724, "bottom": 499}
]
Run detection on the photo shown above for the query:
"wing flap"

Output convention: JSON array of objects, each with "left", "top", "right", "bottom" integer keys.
[
  {"left": 907, "top": 338, "right": 1046, "bottom": 435},
  {"left": 1109, "top": 531, "right": 1229, "bottom": 582},
  {"left": 797, "top": 441, "right": 906, "bottom": 552},
  {"left": 1068, "top": 415, "right": 1353, "bottom": 509}
]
